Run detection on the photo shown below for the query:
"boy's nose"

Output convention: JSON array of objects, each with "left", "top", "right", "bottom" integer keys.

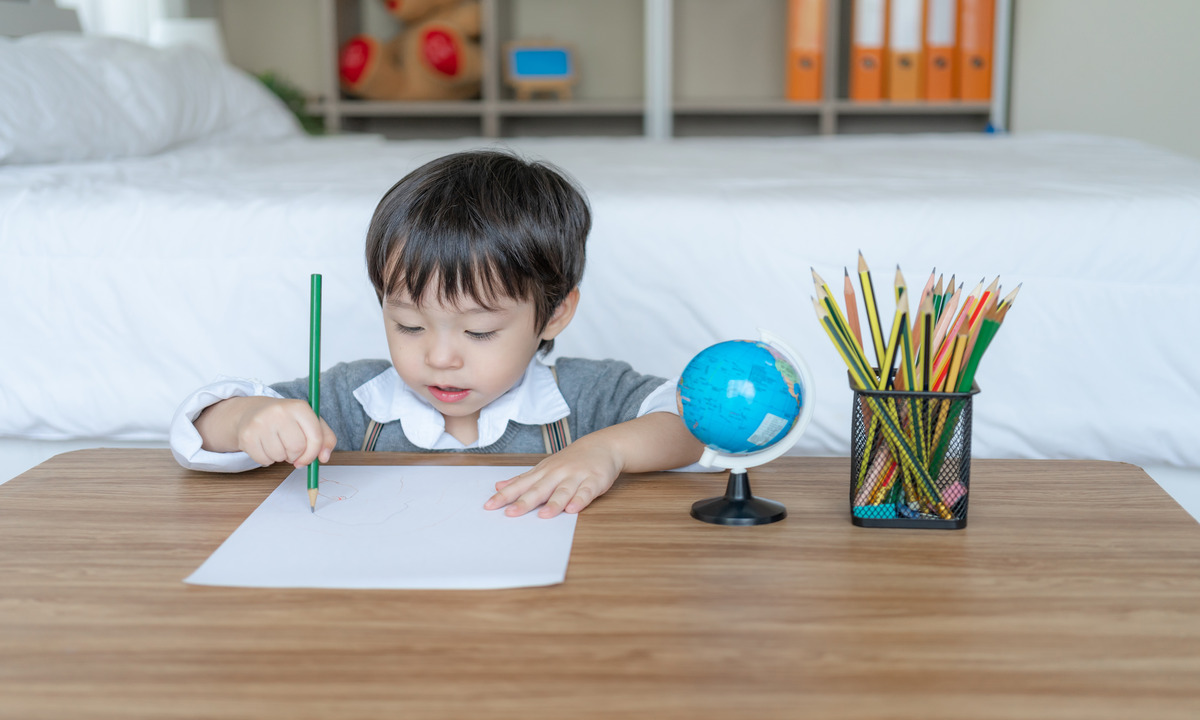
[{"left": 425, "top": 335, "right": 464, "bottom": 369}]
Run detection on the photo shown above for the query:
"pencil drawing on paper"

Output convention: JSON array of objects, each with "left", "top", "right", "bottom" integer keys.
[{"left": 309, "top": 470, "right": 478, "bottom": 534}]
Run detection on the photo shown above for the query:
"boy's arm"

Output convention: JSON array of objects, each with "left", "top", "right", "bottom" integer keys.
[
  {"left": 170, "top": 377, "right": 288, "bottom": 472},
  {"left": 484, "top": 411, "right": 704, "bottom": 518}
]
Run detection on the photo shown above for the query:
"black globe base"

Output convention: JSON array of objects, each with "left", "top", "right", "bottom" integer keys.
[{"left": 690, "top": 471, "right": 787, "bottom": 526}]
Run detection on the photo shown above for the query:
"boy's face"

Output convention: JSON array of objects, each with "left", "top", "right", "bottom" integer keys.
[{"left": 382, "top": 285, "right": 578, "bottom": 441}]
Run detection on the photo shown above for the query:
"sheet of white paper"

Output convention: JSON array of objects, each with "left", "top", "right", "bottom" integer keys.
[{"left": 185, "top": 465, "right": 577, "bottom": 590}]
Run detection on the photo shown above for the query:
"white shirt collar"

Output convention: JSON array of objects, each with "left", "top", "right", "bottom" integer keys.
[{"left": 351, "top": 357, "right": 570, "bottom": 450}]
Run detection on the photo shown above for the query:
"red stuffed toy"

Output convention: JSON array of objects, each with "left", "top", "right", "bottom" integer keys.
[{"left": 339, "top": 0, "right": 482, "bottom": 101}]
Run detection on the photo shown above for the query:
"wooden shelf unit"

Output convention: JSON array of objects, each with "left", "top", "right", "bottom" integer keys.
[{"left": 316, "top": 0, "right": 1011, "bottom": 139}]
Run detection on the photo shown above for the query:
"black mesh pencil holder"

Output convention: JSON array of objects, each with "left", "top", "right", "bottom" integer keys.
[{"left": 848, "top": 376, "right": 980, "bottom": 529}]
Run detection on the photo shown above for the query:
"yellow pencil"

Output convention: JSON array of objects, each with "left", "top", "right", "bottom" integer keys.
[
  {"left": 817, "top": 285, "right": 872, "bottom": 379},
  {"left": 858, "top": 251, "right": 887, "bottom": 374},
  {"left": 855, "top": 292, "right": 907, "bottom": 494},
  {"left": 878, "top": 289, "right": 908, "bottom": 389},
  {"left": 943, "top": 330, "right": 969, "bottom": 393}
]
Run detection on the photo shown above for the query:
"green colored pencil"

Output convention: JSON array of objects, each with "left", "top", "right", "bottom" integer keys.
[{"left": 308, "top": 274, "right": 322, "bottom": 513}]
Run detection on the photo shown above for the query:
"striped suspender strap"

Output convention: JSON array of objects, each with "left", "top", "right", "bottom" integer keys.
[
  {"left": 359, "top": 367, "right": 572, "bottom": 453},
  {"left": 541, "top": 366, "right": 572, "bottom": 454},
  {"left": 360, "top": 419, "right": 383, "bottom": 452}
]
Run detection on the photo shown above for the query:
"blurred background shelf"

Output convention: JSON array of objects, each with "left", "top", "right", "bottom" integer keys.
[{"left": 268, "top": 0, "right": 1011, "bottom": 139}]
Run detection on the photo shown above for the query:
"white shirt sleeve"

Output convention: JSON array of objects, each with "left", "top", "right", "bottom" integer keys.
[
  {"left": 169, "top": 376, "right": 286, "bottom": 472},
  {"left": 636, "top": 377, "right": 715, "bottom": 473}
]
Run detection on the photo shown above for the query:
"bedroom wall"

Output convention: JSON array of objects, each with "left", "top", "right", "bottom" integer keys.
[
  {"left": 1009, "top": 0, "right": 1200, "bottom": 160},
  {"left": 218, "top": 0, "right": 324, "bottom": 96}
]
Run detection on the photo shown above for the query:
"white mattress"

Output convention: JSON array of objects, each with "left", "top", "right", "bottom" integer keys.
[{"left": 2, "top": 132, "right": 1198, "bottom": 469}]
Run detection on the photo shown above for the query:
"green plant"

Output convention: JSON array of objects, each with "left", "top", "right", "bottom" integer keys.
[{"left": 257, "top": 71, "right": 325, "bottom": 136}]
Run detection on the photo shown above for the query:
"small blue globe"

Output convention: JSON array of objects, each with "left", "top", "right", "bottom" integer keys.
[{"left": 676, "top": 340, "right": 805, "bottom": 455}]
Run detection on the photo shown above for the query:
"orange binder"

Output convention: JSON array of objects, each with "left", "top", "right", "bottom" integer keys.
[
  {"left": 886, "top": 0, "right": 922, "bottom": 101},
  {"left": 923, "top": 0, "right": 956, "bottom": 100},
  {"left": 850, "top": 0, "right": 886, "bottom": 101},
  {"left": 957, "top": 0, "right": 994, "bottom": 100},
  {"left": 786, "top": 0, "right": 825, "bottom": 101}
]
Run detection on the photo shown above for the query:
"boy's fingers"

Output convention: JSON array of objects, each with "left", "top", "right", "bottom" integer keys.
[
  {"left": 564, "top": 484, "right": 597, "bottom": 514},
  {"left": 537, "top": 485, "right": 576, "bottom": 518},
  {"left": 320, "top": 419, "right": 338, "bottom": 461},
  {"left": 259, "top": 435, "right": 288, "bottom": 465},
  {"left": 284, "top": 431, "right": 311, "bottom": 467},
  {"left": 244, "top": 438, "right": 270, "bottom": 467},
  {"left": 290, "top": 414, "right": 337, "bottom": 468},
  {"left": 505, "top": 477, "right": 565, "bottom": 517},
  {"left": 495, "top": 467, "right": 534, "bottom": 491},
  {"left": 484, "top": 471, "right": 538, "bottom": 510}
]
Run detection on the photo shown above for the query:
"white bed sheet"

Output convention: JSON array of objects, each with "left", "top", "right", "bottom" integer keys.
[{"left": 2, "top": 132, "right": 1198, "bottom": 470}]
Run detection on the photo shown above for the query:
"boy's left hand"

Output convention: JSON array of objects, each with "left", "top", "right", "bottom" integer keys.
[{"left": 484, "top": 436, "right": 621, "bottom": 518}]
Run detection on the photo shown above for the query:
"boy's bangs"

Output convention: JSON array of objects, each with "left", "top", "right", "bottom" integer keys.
[{"left": 382, "top": 232, "right": 533, "bottom": 312}]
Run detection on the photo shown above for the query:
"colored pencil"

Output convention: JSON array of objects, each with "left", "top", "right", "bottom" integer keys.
[
  {"left": 308, "top": 273, "right": 322, "bottom": 513},
  {"left": 912, "top": 268, "right": 937, "bottom": 351},
  {"left": 931, "top": 274, "right": 945, "bottom": 320},
  {"left": 940, "top": 274, "right": 955, "bottom": 318},
  {"left": 965, "top": 276, "right": 999, "bottom": 335},
  {"left": 858, "top": 251, "right": 887, "bottom": 374},
  {"left": 929, "top": 281, "right": 961, "bottom": 358},
  {"left": 997, "top": 282, "right": 1022, "bottom": 310},
  {"left": 817, "top": 286, "right": 872, "bottom": 379},
  {"left": 963, "top": 277, "right": 1000, "bottom": 365},
  {"left": 813, "top": 269, "right": 870, "bottom": 372}
]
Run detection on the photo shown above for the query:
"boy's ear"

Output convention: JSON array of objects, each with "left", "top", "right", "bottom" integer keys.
[{"left": 540, "top": 287, "right": 580, "bottom": 341}]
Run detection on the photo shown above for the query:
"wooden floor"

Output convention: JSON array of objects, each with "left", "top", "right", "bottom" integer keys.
[{"left": 2, "top": 450, "right": 1198, "bottom": 719}]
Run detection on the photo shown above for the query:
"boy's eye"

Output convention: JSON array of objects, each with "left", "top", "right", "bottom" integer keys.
[
  {"left": 395, "top": 323, "right": 423, "bottom": 335},
  {"left": 466, "top": 330, "right": 498, "bottom": 340}
]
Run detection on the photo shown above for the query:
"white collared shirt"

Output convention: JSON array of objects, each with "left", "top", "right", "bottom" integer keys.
[{"left": 170, "top": 357, "right": 686, "bottom": 472}]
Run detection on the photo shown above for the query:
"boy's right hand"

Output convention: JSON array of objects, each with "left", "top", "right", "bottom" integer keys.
[{"left": 197, "top": 396, "right": 337, "bottom": 469}]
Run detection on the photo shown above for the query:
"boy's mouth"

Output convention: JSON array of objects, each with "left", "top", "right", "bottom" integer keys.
[{"left": 428, "top": 385, "right": 470, "bottom": 403}]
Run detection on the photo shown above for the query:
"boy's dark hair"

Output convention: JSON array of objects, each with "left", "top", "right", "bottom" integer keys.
[{"left": 365, "top": 149, "right": 590, "bottom": 354}]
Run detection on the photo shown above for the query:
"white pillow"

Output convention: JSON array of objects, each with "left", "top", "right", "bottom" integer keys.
[{"left": 0, "top": 33, "right": 301, "bottom": 164}]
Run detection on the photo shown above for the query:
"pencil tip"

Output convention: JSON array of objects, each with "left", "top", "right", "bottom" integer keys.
[{"left": 310, "top": 506, "right": 315, "bottom": 513}]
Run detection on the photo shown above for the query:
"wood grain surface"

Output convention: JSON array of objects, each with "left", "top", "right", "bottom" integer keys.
[{"left": 1, "top": 450, "right": 1198, "bottom": 719}]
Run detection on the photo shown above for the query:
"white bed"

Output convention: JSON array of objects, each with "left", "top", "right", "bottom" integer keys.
[{"left": 3, "top": 30, "right": 1199, "bottom": 519}]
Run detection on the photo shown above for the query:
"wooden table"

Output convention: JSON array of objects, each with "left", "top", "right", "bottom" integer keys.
[{"left": 2, "top": 450, "right": 1199, "bottom": 719}]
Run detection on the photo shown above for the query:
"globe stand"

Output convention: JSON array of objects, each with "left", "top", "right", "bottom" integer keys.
[
  {"left": 679, "top": 329, "right": 817, "bottom": 528},
  {"left": 690, "top": 470, "right": 786, "bottom": 526}
]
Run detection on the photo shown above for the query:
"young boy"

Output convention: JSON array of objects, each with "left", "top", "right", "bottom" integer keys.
[{"left": 170, "top": 149, "right": 704, "bottom": 518}]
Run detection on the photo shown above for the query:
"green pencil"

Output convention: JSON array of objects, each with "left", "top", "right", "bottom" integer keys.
[{"left": 308, "top": 273, "right": 322, "bottom": 513}]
